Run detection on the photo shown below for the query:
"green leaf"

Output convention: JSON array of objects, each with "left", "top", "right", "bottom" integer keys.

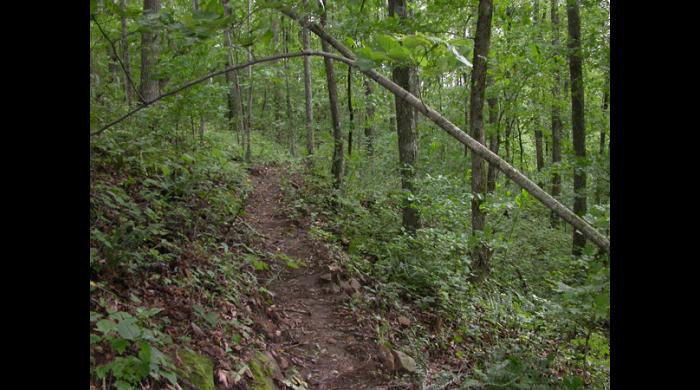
[
  {"left": 387, "top": 46, "right": 412, "bottom": 62},
  {"left": 402, "top": 34, "right": 432, "bottom": 49},
  {"left": 259, "top": 29, "right": 274, "bottom": 45},
  {"left": 117, "top": 318, "right": 141, "bottom": 341},
  {"left": 96, "top": 319, "right": 117, "bottom": 335}
]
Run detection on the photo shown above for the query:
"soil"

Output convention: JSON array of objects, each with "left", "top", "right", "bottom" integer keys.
[{"left": 243, "top": 165, "right": 417, "bottom": 389}]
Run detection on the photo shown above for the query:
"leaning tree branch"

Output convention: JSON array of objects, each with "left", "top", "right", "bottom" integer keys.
[
  {"left": 278, "top": 5, "right": 610, "bottom": 254},
  {"left": 91, "top": 15, "right": 146, "bottom": 104},
  {"left": 90, "top": 51, "right": 354, "bottom": 137}
]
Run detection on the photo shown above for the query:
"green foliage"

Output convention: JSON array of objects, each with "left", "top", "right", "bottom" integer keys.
[{"left": 92, "top": 309, "right": 177, "bottom": 389}]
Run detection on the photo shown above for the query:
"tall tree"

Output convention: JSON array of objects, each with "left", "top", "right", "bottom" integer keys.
[
  {"left": 347, "top": 67, "right": 354, "bottom": 156},
  {"left": 486, "top": 78, "right": 499, "bottom": 193},
  {"left": 302, "top": 5, "right": 314, "bottom": 158},
  {"left": 389, "top": 0, "right": 420, "bottom": 233},
  {"left": 120, "top": 0, "right": 132, "bottom": 106},
  {"left": 320, "top": 7, "right": 344, "bottom": 189},
  {"left": 469, "top": 0, "right": 494, "bottom": 278},
  {"left": 222, "top": 0, "right": 244, "bottom": 146},
  {"left": 244, "top": 0, "right": 253, "bottom": 161},
  {"left": 283, "top": 17, "right": 295, "bottom": 157},
  {"left": 566, "top": 0, "right": 587, "bottom": 255},
  {"left": 140, "top": 0, "right": 160, "bottom": 102},
  {"left": 549, "top": 0, "right": 563, "bottom": 227},
  {"left": 363, "top": 79, "right": 375, "bottom": 156},
  {"left": 533, "top": 0, "right": 545, "bottom": 187}
]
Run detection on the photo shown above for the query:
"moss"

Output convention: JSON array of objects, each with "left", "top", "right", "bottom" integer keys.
[
  {"left": 248, "top": 351, "right": 279, "bottom": 390},
  {"left": 175, "top": 349, "right": 214, "bottom": 390}
]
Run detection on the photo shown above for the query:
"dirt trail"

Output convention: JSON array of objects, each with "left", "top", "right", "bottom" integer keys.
[{"left": 243, "top": 165, "right": 411, "bottom": 389}]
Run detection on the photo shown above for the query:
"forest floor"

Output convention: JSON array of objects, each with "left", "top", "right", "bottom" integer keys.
[{"left": 243, "top": 165, "right": 417, "bottom": 389}]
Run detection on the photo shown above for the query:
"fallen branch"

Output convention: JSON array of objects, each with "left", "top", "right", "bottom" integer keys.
[{"left": 279, "top": 5, "right": 610, "bottom": 254}]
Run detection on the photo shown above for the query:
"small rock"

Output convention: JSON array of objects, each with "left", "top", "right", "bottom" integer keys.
[
  {"left": 392, "top": 350, "right": 417, "bottom": 373},
  {"left": 377, "top": 344, "right": 395, "bottom": 371},
  {"left": 319, "top": 273, "right": 333, "bottom": 283},
  {"left": 398, "top": 316, "right": 411, "bottom": 327}
]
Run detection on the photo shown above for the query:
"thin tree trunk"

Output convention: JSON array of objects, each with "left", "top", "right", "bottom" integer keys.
[
  {"left": 550, "top": 0, "right": 563, "bottom": 227},
  {"left": 486, "top": 83, "right": 499, "bottom": 193},
  {"left": 469, "top": 0, "right": 494, "bottom": 278},
  {"left": 140, "top": 0, "right": 160, "bottom": 102},
  {"left": 272, "top": 16, "right": 283, "bottom": 144},
  {"left": 244, "top": 0, "right": 253, "bottom": 161},
  {"left": 302, "top": 8, "right": 314, "bottom": 158},
  {"left": 363, "top": 79, "right": 375, "bottom": 156},
  {"left": 283, "top": 17, "right": 295, "bottom": 157},
  {"left": 389, "top": 0, "right": 420, "bottom": 233},
  {"left": 595, "top": 71, "right": 609, "bottom": 204},
  {"left": 320, "top": 10, "right": 344, "bottom": 189},
  {"left": 533, "top": 0, "right": 545, "bottom": 188},
  {"left": 567, "top": 0, "right": 587, "bottom": 255},
  {"left": 463, "top": 72, "right": 470, "bottom": 158},
  {"left": 347, "top": 66, "right": 354, "bottom": 156},
  {"left": 120, "top": 0, "right": 132, "bottom": 106},
  {"left": 222, "top": 0, "right": 243, "bottom": 145}
]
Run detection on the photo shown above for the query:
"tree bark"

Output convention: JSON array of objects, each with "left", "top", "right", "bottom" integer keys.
[
  {"left": 468, "top": 0, "right": 494, "bottom": 278},
  {"left": 320, "top": 11, "right": 344, "bottom": 189},
  {"left": 567, "top": 0, "right": 587, "bottom": 255},
  {"left": 140, "top": 0, "right": 160, "bottom": 102},
  {"left": 550, "top": 0, "right": 563, "bottom": 227},
  {"left": 389, "top": 0, "right": 420, "bottom": 233}
]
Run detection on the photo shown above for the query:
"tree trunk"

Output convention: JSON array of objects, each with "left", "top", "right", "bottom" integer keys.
[
  {"left": 222, "top": 0, "right": 243, "bottom": 144},
  {"left": 567, "top": 0, "right": 587, "bottom": 255},
  {"left": 463, "top": 71, "right": 470, "bottom": 158},
  {"left": 550, "top": 0, "right": 563, "bottom": 227},
  {"left": 283, "top": 17, "right": 295, "bottom": 157},
  {"left": 120, "top": 0, "right": 132, "bottom": 106},
  {"left": 469, "top": 0, "right": 493, "bottom": 278},
  {"left": 347, "top": 67, "right": 354, "bottom": 156},
  {"left": 363, "top": 79, "right": 375, "bottom": 156},
  {"left": 272, "top": 16, "right": 283, "bottom": 144},
  {"left": 302, "top": 9, "right": 314, "bottom": 158},
  {"left": 321, "top": 10, "right": 344, "bottom": 189},
  {"left": 244, "top": 0, "right": 253, "bottom": 161},
  {"left": 486, "top": 84, "right": 499, "bottom": 193},
  {"left": 595, "top": 70, "right": 609, "bottom": 204},
  {"left": 389, "top": 0, "right": 420, "bottom": 233},
  {"left": 533, "top": 0, "right": 545, "bottom": 188},
  {"left": 140, "top": 0, "right": 160, "bottom": 102}
]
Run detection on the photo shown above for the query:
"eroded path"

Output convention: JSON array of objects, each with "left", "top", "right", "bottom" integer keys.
[{"left": 243, "top": 165, "right": 409, "bottom": 389}]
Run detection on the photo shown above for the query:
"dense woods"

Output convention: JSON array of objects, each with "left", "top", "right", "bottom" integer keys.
[{"left": 90, "top": 0, "right": 610, "bottom": 389}]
